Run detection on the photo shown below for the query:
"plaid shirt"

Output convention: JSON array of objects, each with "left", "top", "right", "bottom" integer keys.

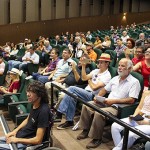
[{"left": 46, "top": 57, "right": 60, "bottom": 72}]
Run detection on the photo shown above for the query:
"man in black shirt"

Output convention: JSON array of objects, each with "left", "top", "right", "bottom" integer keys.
[{"left": 0, "top": 81, "right": 50, "bottom": 149}]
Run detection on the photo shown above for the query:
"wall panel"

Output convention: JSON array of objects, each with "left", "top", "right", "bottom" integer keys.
[
  {"left": 140, "top": 0, "right": 150, "bottom": 12},
  {"left": 10, "top": 0, "right": 24, "bottom": 23},
  {"left": 69, "top": 0, "right": 80, "bottom": 18},
  {"left": 56, "top": 0, "right": 66, "bottom": 19},
  {"left": 80, "top": 0, "right": 90, "bottom": 17},
  {"left": 0, "top": 0, "right": 9, "bottom": 25},
  {"left": 26, "top": 0, "right": 39, "bottom": 22},
  {"left": 41, "top": 0, "right": 52, "bottom": 20},
  {"left": 92, "top": 0, "right": 101, "bottom": 16}
]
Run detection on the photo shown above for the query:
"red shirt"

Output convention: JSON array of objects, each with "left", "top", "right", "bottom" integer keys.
[
  {"left": 132, "top": 57, "right": 144, "bottom": 65},
  {"left": 8, "top": 80, "right": 20, "bottom": 92},
  {"left": 141, "top": 60, "right": 150, "bottom": 87}
]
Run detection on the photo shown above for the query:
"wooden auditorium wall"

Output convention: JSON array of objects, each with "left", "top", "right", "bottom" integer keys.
[{"left": 0, "top": 12, "right": 150, "bottom": 44}]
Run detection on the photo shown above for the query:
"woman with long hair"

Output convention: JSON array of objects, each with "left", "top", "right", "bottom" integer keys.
[{"left": 0, "top": 68, "right": 21, "bottom": 95}]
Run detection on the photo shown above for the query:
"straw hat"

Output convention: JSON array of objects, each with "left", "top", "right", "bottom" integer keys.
[
  {"left": 8, "top": 68, "right": 22, "bottom": 76},
  {"left": 99, "top": 53, "right": 111, "bottom": 62}
]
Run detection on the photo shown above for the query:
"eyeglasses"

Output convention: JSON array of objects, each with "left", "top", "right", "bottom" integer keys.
[
  {"left": 135, "top": 51, "right": 143, "bottom": 54},
  {"left": 145, "top": 51, "right": 150, "bottom": 55}
]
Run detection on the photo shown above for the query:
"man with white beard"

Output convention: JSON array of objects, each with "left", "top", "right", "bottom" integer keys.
[{"left": 77, "top": 58, "right": 141, "bottom": 149}]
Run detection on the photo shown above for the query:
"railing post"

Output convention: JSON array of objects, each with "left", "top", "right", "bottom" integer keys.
[
  {"left": 122, "top": 128, "right": 129, "bottom": 150},
  {"left": 51, "top": 83, "right": 54, "bottom": 109}
]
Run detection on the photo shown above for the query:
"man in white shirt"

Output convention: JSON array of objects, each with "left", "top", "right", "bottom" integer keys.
[
  {"left": 121, "top": 31, "right": 130, "bottom": 44},
  {"left": 77, "top": 58, "right": 141, "bottom": 149},
  {"left": 19, "top": 46, "right": 39, "bottom": 72},
  {"left": 45, "top": 48, "right": 76, "bottom": 102},
  {"left": 56, "top": 53, "right": 112, "bottom": 130}
]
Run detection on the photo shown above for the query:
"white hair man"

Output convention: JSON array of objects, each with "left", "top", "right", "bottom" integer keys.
[{"left": 77, "top": 58, "right": 141, "bottom": 149}]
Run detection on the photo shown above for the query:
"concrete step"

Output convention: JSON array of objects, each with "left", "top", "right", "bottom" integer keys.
[{"left": 53, "top": 120, "right": 114, "bottom": 150}]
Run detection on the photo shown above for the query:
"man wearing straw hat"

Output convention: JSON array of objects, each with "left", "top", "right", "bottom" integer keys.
[
  {"left": 77, "top": 58, "right": 141, "bottom": 149},
  {"left": 56, "top": 53, "right": 112, "bottom": 130}
]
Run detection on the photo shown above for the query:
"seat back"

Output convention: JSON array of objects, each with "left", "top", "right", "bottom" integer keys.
[
  {"left": 117, "top": 72, "right": 144, "bottom": 119},
  {"left": 27, "top": 63, "right": 39, "bottom": 75},
  {"left": 19, "top": 78, "right": 34, "bottom": 101},
  {"left": 16, "top": 47, "right": 26, "bottom": 58},
  {"left": 130, "top": 71, "right": 144, "bottom": 101},
  {"left": 108, "top": 66, "right": 118, "bottom": 78},
  {"left": 94, "top": 48, "right": 102, "bottom": 60},
  {"left": 18, "top": 73, "right": 27, "bottom": 93},
  {"left": 89, "top": 62, "right": 97, "bottom": 71},
  {"left": 115, "top": 52, "right": 134, "bottom": 68},
  {"left": 72, "top": 58, "right": 79, "bottom": 64}
]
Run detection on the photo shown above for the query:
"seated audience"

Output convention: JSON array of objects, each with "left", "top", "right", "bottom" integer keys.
[
  {"left": 85, "top": 42, "right": 97, "bottom": 62},
  {"left": 32, "top": 48, "right": 60, "bottom": 83},
  {"left": 24, "top": 39, "right": 33, "bottom": 50},
  {"left": 0, "top": 81, "right": 50, "bottom": 150},
  {"left": 136, "top": 33, "right": 145, "bottom": 46},
  {"left": 133, "top": 47, "right": 150, "bottom": 90},
  {"left": 0, "top": 68, "right": 21, "bottom": 96},
  {"left": 111, "top": 31, "right": 119, "bottom": 45},
  {"left": 121, "top": 31, "right": 130, "bottom": 44},
  {"left": 124, "top": 38, "right": 136, "bottom": 59},
  {"left": 114, "top": 38, "right": 127, "bottom": 57},
  {"left": 93, "top": 36, "right": 101, "bottom": 48},
  {"left": 8, "top": 44, "right": 19, "bottom": 60},
  {"left": 80, "top": 37, "right": 87, "bottom": 52},
  {"left": 94, "top": 36, "right": 111, "bottom": 51},
  {"left": 54, "top": 35, "right": 63, "bottom": 46},
  {"left": 77, "top": 58, "right": 141, "bottom": 149},
  {"left": 144, "top": 38, "right": 150, "bottom": 49},
  {"left": 54, "top": 54, "right": 92, "bottom": 109},
  {"left": 8, "top": 46, "right": 39, "bottom": 73},
  {"left": 62, "top": 36, "right": 69, "bottom": 46},
  {"left": 19, "top": 46, "right": 39, "bottom": 72},
  {"left": 45, "top": 48, "right": 76, "bottom": 102},
  {"left": 0, "top": 42, "right": 11, "bottom": 60},
  {"left": 0, "top": 55, "right": 5, "bottom": 75},
  {"left": 73, "top": 36, "right": 83, "bottom": 59},
  {"left": 56, "top": 53, "right": 111, "bottom": 129},
  {"left": 132, "top": 46, "right": 145, "bottom": 65},
  {"left": 111, "top": 90, "right": 150, "bottom": 150},
  {"left": 126, "top": 38, "right": 136, "bottom": 54},
  {"left": 86, "top": 31, "right": 92, "bottom": 41}
]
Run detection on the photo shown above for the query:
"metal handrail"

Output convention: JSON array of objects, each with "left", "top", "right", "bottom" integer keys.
[
  {"left": 0, "top": 111, "right": 18, "bottom": 150},
  {"left": 51, "top": 82, "right": 150, "bottom": 150}
]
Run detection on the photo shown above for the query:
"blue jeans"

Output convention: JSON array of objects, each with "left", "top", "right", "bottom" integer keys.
[
  {"left": 32, "top": 73, "right": 49, "bottom": 84},
  {"left": 32, "top": 72, "right": 41, "bottom": 80},
  {"left": 38, "top": 76, "right": 49, "bottom": 84},
  {"left": 57, "top": 86, "right": 94, "bottom": 121},
  {"left": 8, "top": 60, "right": 22, "bottom": 71},
  {"left": 0, "top": 137, "right": 26, "bottom": 150}
]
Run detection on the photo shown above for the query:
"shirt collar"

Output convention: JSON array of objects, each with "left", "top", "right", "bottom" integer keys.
[{"left": 118, "top": 74, "right": 132, "bottom": 82}]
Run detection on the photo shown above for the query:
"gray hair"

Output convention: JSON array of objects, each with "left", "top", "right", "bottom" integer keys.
[{"left": 127, "top": 59, "right": 133, "bottom": 70}]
